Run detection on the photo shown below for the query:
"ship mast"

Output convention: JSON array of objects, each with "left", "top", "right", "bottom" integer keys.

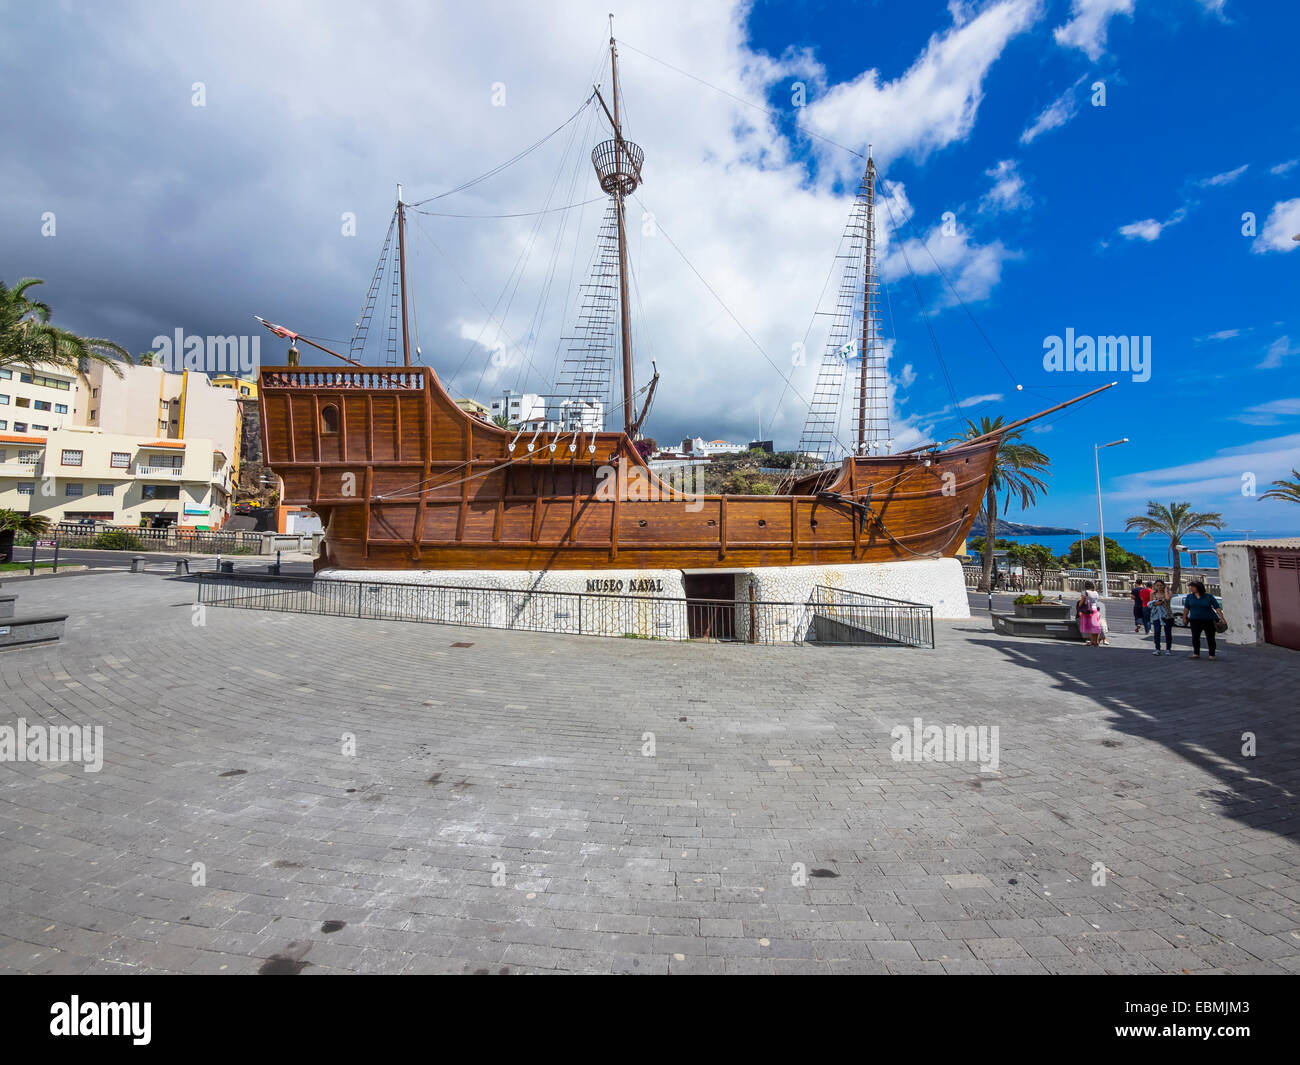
[
  {"left": 397, "top": 183, "right": 412, "bottom": 367},
  {"left": 857, "top": 154, "right": 876, "bottom": 454},
  {"left": 592, "top": 29, "right": 644, "bottom": 436}
]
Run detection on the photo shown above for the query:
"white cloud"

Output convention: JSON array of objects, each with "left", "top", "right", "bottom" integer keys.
[
  {"left": 958, "top": 393, "right": 1005, "bottom": 407},
  {"left": 1202, "top": 329, "right": 1240, "bottom": 341},
  {"left": 1019, "top": 79, "right": 1083, "bottom": 145},
  {"left": 1118, "top": 218, "right": 1163, "bottom": 242},
  {"left": 1269, "top": 159, "right": 1298, "bottom": 176},
  {"left": 1251, "top": 198, "right": 1300, "bottom": 254},
  {"left": 980, "top": 159, "right": 1031, "bottom": 213},
  {"left": 1117, "top": 204, "right": 1187, "bottom": 242},
  {"left": 1198, "top": 163, "right": 1248, "bottom": 187},
  {"left": 801, "top": 0, "right": 1043, "bottom": 181},
  {"left": 1256, "top": 336, "right": 1299, "bottom": 370},
  {"left": 1053, "top": 0, "right": 1134, "bottom": 60},
  {"left": 1109, "top": 432, "right": 1300, "bottom": 507},
  {"left": 1235, "top": 397, "right": 1300, "bottom": 426}
]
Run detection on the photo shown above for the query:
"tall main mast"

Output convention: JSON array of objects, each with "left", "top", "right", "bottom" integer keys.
[
  {"left": 857, "top": 157, "right": 876, "bottom": 453},
  {"left": 397, "top": 183, "right": 411, "bottom": 367},
  {"left": 591, "top": 32, "right": 644, "bottom": 436}
]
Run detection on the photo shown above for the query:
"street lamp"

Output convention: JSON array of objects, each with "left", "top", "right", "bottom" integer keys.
[{"left": 1094, "top": 438, "right": 1128, "bottom": 598}]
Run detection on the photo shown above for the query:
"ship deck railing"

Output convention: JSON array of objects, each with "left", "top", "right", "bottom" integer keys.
[{"left": 193, "top": 573, "right": 934, "bottom": 647}]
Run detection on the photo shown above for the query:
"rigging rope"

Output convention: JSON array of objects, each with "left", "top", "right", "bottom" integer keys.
[{"left": 407, "top": 96, "right": 597, "bottom": 207}]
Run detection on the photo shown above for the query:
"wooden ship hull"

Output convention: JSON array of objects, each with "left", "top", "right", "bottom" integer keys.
[{"left": 259, "top": 364, "right": 994, "bottom": 572}]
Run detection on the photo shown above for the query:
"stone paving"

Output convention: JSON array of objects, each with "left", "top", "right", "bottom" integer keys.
[{"left": 1, "top": 571, "right": 1298, "bottom": 974}]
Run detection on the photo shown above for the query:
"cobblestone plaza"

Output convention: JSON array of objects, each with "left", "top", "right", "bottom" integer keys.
[{"left": 1, "top": 571, "right": 1297, "bottom": 974}]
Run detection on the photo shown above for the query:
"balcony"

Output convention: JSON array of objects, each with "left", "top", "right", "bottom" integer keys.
[
  {"left": 0, "top": 460, "right": 40, "bottom": 476},
  {"left": 135, "top": 465, "right": 186, "bottom": 479}
]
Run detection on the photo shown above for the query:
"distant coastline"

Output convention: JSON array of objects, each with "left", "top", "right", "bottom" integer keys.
[{"left": 968, "top": 519, "right": 1078, "bottom": 537}]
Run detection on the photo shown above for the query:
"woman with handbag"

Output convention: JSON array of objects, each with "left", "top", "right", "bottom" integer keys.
[
  {"left": 1075, "top": 581, "right": 1103, "bottom": 647},
  {"left": 1148, "top": 579, "right": 1174, "bottom": 655},
  {"left": 1182, "top": 580, "right": 1226, "bottom": 660}
]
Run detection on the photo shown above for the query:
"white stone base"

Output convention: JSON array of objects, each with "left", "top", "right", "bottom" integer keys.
[
  {"left": 315, "top": 558, "right": 966, "bottom": 640},
  {"left": 733, "top": 558, "right": 970, "bottom": 620}
]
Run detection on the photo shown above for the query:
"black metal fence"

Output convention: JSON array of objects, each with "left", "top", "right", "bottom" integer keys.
[
  {"left": 195, "top": 573, "right": 935, "bottom": 647},
  {"left": 17, "top": 526, "right": 265, "bottom": 554}
]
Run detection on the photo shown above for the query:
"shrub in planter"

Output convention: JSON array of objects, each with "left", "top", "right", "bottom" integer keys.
[
  {"left": 93, "top": 530, "right": 145, "bottom": 551},
  {"left": 1013, "top": 593, "right": 1045, "bottom": 606}
]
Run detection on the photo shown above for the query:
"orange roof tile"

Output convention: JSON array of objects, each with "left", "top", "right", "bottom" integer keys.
[
  {"left": 0, "top": 434, "right": 45, "bottom": 445},
  {"left": 141, "top": 440, "right": 186, "bottom": 448}
]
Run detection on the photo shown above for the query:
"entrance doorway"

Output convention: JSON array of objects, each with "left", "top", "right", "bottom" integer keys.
[{"left": 683, "top": 573, "right": 736, "bottom": 639}]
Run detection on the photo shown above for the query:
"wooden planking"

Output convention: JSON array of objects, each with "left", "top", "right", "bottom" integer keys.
[{"left": 257, "top": 364, "right": 999, "bottom": 574}]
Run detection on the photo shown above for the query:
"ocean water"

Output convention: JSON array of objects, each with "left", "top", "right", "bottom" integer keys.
[{"left": 987, "top": 529, "right": 1299, "bottom": 570}]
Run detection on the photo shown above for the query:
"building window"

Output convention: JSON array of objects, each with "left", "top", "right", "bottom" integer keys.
[
  {"left": 32, "top": 424, "right": 49, "bottom": 431},
  {"left": 61, "top": 449, "right": 83, "bottom": 466},
  {"left": 110, "top": 452, "right": 130, "bottom": 468},
  {"left": 141, "top": 484, "right": 181, "bottom": 501},
  {"left": 18, "top": 450, "right": 39, "bottom": 463},
  {"left": 91, "top": 387, "right": 99, "bottom": 397},
  {"left": 65, "top": 483, "right": 84, "bottom": 497},
  {"left": 13, "top": 422, "right": 27, "bottom": 432},
  {"left": 55, "top": 404, "right": 68, "bottom": 414},
  {"left": 0, "top": 394, "right": 8, "bottom": 404},
  {"left": 17, "top": 482, "right": 34, "bottom": 495},
  {"left": 33, "top": 400, "right": 51, "bottom": 411},
  {"left": 97, "top": 484, "right": 114, "bottom": 496},
  {"left": 15, "top": 397, "right": 29, "bottom": 407},
  {"left": 0, "top": 421, "right": 6, "bottom": 430},
  {"left": 0, "top": 368, "right": 10, "bottom": 379},
  {"left": 320, "top": 403, "right": 340, "bottom": 434}
]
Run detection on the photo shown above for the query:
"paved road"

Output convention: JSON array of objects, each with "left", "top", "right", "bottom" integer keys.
[{"left": 1, "top": 571, "right": 1296, "bottom": 974}]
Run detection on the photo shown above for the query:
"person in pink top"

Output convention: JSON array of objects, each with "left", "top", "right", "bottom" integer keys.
[{"left": 1075, "top": 581, "right": 1103, "bottom": 647}]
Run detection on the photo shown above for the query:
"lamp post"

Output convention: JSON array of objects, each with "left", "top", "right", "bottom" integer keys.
[{"left": 1094, "top": 438, "right": 1128, "bottom": 599}]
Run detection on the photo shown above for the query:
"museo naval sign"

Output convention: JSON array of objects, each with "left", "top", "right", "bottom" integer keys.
[{"left": 586, "top": 577, "right": 665, "bottom": 594}]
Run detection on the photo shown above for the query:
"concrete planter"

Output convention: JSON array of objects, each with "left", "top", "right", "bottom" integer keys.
[{"left": 1013, "top": 601, "right": 1071, "bottom": 619}]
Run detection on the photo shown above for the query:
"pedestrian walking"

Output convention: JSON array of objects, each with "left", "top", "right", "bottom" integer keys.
[
  {"left": 1075, "top": 581, "right": 1103, "bottom": 647},
  {"left": 1130, "top": 583, "right": 1145, "bottom": 633},
  {"left": 1148, "top": 579, "right": 1174, "bottom": 655},
  {"left": 1140, "top": 581, "right": 1153, "bottom": 634},
  {"left": 1182, "top": 579, "right": 1226, "bottom": 660}
]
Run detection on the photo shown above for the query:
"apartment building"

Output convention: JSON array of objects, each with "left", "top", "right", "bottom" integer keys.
[
  {"left": 0, "top": 426, "right": 231, "bottom": 528},
  {"left": 0, "top": 366, "right": 79, "bottom": 435},
  {"left": 0, "top": 361, "right": 241, "bottom": 527}
]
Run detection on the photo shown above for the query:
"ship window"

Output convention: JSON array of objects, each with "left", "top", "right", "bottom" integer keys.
[
  {"left": 321, "top": 403, "right": 340, "bottom": 434},
  {"left": 638, "top": 519, "right": 647, "bottom": 527},
  {"left": 758, "top": 520, "right": 766, "bottom": 528}
]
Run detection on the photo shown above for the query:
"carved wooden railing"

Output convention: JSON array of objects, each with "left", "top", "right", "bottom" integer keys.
[{"left": 261, "top": 368, "right": 426, "bottom": 390}]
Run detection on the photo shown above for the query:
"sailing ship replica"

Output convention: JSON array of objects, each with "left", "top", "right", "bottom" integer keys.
[{"left": 257, "top": 34, "right": 1107, "bottom": 575}]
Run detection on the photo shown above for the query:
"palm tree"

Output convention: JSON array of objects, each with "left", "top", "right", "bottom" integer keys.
[
  {"left": 0, "top": 278, "right": 131, "bottom": 377},
  {"left": 0, "top": 507, "right": 51, "bottom": 563},
  {"left": 1260, "top": 468, "right": 1300, "bottom": 505},
  {"left": 946, "top": 416, "right": 1051, "bottom": 592},
  {"left": 491, "top": 413, "right": 514, "bottom": 430},
  {"left": 1124, "top": 501, "right": 1225, "bottom": 592}
]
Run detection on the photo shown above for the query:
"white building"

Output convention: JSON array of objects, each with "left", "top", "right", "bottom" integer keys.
[
  {"left": 0, "top": 362, "right": 241, "bottom": 526},
  {"left": 0, "top": 426, "right": 232, "bottom": 528},
  {"left": 489, "top": 390, "right": 546, "bottom": 426},
  {"left": 684, "top": 436, "right": 747, "bottom": 456},
  {"left": 0, "top": 365, "right": 79, "bottom": 436},
  {"left": 558, "top": 398, "right": 604, "bottom": 432}
]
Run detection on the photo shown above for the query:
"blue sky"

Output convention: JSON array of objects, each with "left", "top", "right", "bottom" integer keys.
[{"left": 2, "top": 0, "right": 1296, "bottom": 530}]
